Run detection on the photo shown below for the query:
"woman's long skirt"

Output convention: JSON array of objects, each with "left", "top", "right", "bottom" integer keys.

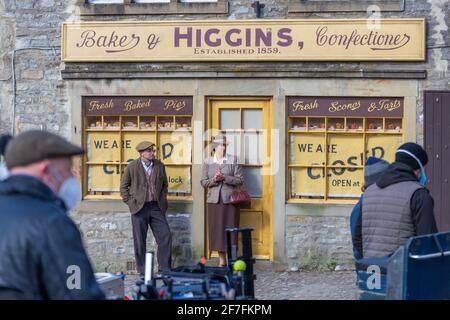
[{"left": 207, "top": 196, "right": 240, "bottom": 252}]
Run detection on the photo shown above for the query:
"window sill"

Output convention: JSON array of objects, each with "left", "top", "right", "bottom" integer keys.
[
  {"left": 76, "top": 197, "right": 193, "bottom": 213},
  {"left": 288, "top": 0, "right": 405, "bottom": 13},
  {"left": 79, "top": 1, "right": 229, "bottom": 16},
  {"left": 287, "top": 198, "right": 358, "bottom": 205},
  {"left": 82, "top": 195, "right": 193, "bottom": 201}
]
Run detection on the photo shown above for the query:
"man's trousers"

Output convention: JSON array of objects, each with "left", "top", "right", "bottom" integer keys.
[{"left": 131, "top": 201, "right": 172, "bottom": 274}]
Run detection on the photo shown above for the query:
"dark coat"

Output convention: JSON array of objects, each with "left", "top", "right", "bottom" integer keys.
[
  {"left": 0, "top": 175, "right": 105, "bottom": 300},
  {"left": 353, "top": 162, "right": 438, "bottom": 257},
  {"left": 120, "top": 158, "right": 168, "bottom": 214}
]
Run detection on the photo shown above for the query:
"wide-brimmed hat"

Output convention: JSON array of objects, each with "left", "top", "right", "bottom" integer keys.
[{"left": 211, "top": 134, "right": 230, "bottom": 148}]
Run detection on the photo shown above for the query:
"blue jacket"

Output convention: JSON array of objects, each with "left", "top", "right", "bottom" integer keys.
[
  {"left": 0, "top": 175, "right": 105, "bottom": 299},
  {"left": 350, "top": 197, "right": 363, "bottom": 260}
]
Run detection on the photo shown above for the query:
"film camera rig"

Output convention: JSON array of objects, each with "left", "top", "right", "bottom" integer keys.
[{"left": 132, "top": 228, "right": 256, "bottom": 300}]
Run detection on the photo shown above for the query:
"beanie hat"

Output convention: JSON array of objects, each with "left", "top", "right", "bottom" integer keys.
[
  {"left": 395, "top": 142, "right": 428, "bottom": 171},
  {"left": 364, "top": 156, "right": 389, "bottom": 188}
]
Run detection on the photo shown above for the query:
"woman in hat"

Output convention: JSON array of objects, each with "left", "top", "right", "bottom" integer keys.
[{"left": 201, "top": 134, "right": 244, "bottom": 267}]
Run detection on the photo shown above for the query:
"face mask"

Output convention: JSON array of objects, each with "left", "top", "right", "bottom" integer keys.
[
  {"left": 49, "top": 166, "right": 82, "bottom": 211},
  {"left": 58, "top": 177, "right": 82, "bottom": 210},
  {"left": 395, "top": 149, "right": 427, "bottom": 186},
  {"left": 419, "top": 170, "right": 427, "bottom": 186}
]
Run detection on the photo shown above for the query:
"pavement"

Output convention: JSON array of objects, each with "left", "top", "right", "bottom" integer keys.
[{"left": 124, "top": 261, "right": 358, "bottom": 300}]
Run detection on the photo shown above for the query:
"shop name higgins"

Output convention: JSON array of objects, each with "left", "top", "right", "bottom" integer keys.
[{"left": 75, "top": 27, "right": 411, "bottom": 53}]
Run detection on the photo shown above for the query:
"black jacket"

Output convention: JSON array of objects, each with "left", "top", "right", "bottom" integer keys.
[
  {"left": 0, "top": 175, "right": 105, "bottom": 300},
  {"left": 354, "top": 162, "right": 438, "bottom": 256}
]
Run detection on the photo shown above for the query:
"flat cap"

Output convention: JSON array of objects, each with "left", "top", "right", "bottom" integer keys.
[
  {"left": 136, "top": 141, "right": 156, "bottom": 152},
  {"left": 5, "top": 130, "right": 84, "bottom": 169}
]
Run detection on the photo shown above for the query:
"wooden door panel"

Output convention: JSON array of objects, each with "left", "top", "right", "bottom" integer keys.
[
  {"left": 240, "top": 210, "right": 264, "bottom": 243},
  {"left": 425, "top": 91, "right": 450, "bottom": 231},
  {"left": 209, "top": 99, "right": 273, "bottom": 259}
]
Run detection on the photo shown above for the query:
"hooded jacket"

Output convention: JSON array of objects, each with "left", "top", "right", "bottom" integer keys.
[{"left": 0, "top": 175, "right": 105, "bottom": 300}]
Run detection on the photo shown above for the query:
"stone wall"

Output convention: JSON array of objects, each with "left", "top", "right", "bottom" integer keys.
[
  {"left": 71, "top": 204, "right": 193, "bottom": 274},
  {"left": 286, "top": 215, "right": 352, "bottom": 270},
  {"left": 0, "top": 0, "right": 72, "bottom": 137}
]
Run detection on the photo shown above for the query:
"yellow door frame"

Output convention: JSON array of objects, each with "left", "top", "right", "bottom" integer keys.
[{"left": 205, "top": 97, "right": 274, "bottom": 260}]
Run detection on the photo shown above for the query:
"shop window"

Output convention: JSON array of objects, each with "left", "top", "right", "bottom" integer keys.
[
  {"left": 287, "top": 96, "right": 404, "bottom": 204},
  {"left": 83, "top": 96, "right": 193, "bottom": 200}
]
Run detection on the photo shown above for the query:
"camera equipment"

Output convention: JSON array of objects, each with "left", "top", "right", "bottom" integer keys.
[{"left": 132, "top": 227, "right": 256, "bottom": 300}]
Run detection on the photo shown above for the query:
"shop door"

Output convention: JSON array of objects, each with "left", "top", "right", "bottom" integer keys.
[
  {"left": 208, "top": 99, "right": 273, "bottom": 259},
  {"left": 424, "top": 91, "right": 450, "bottom": 231}
]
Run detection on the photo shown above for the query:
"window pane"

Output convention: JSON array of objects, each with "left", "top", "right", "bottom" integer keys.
[
  {"left": 243, "top": 132, "right": 263, "bottom": 165},
  {"left": 243, "top": 167, "right": 262, "bottom": 198},
  {"left": 220, "top": 109, "right": 240, "bottom": 130},
  {"left": 385, "top": 118, "right": 402, "bottom": 132},
  {"left": 88, "top": 165, "right": 121, "bottom": 192},
  {"left": 222, "top": 131, "right": 241, "bottom": 160},
  {"left": 123, "top": 132, "right": 156, "bottom": 163},
  {"left": 166, "top": 166, "right": 191, "bottom": 194},
  {"left": 139, "top": 116, "right": 156, "bottom": 130},
  {"left": 327, "top": 168, "right": 363, "bottom": 199},
  {"left": 327, "top": 134, "right": 364, "bottom": 167},
  {"left": 87, "top": 132, "right": 121, "bottom": 163},
  {"left": 366, "top": 134, "right": 402, "bottom": 163},
  {"left": 289, "top": 132, "right": 326, "bottom": 166},
  {"left": 243, "top": 109, "right": 262, "bottom": 130},
  {"left": 122, "top": 116, "right": 138, "bottom": 130},
  {"left": 290, "top": 167, "right": 324, "bottom": 199},
  {"left": 159, "top": 131, "right": 192, "bottom": 164}
]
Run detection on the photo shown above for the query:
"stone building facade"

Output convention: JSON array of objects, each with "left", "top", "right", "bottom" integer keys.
[{"left": 0, "top": 0, "right": 448, "bottom": 273}]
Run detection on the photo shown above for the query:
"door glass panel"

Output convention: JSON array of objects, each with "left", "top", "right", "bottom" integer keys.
[
  {"left": 243, "top": 131, "right": 263, "bottom": 165},
  {"left": 220, "top": 109, "right": 240, "bottom": 129},
  {"left": 223, "top": 131, "right": 241, "bottom": 160},
  {"left": 243, "top": 109, "right": 262, "bottom": 130},
  {"left": 242, "top": 167, "right": 262, "bottom": 198}
]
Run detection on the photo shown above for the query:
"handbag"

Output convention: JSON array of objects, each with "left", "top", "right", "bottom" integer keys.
[{"left": 229, "top": 185, "right": 251, "bottom": 205}]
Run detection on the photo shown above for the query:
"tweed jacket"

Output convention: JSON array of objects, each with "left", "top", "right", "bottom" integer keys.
[
  {"left": 120, "top": 158, "right": 168, "bottom": 214},
  {"left": 201, "top": 155, "right": 244, "bottom": 204}
]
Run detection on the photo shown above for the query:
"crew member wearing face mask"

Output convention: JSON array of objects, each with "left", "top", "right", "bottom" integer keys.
[
  {"left": 0, "top": 130, "right": 105, "bottom": 300},
  {"left": 360, "top": 142, "right": 437, "bottom": 259}
]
